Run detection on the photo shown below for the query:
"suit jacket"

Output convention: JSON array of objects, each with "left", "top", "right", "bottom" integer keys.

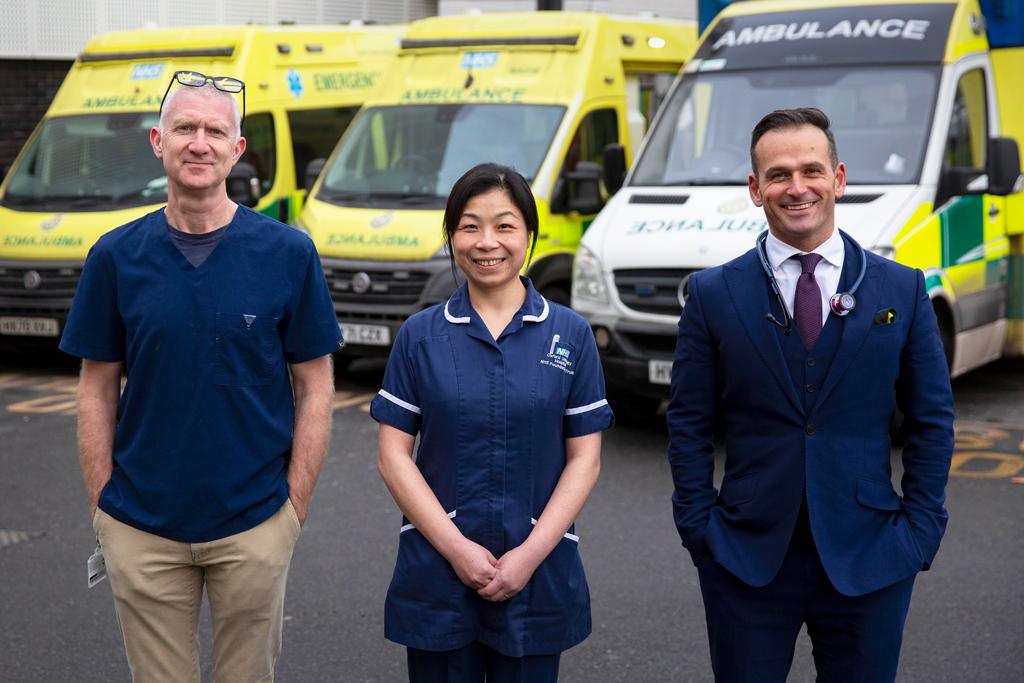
[{"left": 667, "top": 237, "right": 954, "bottom": 597}]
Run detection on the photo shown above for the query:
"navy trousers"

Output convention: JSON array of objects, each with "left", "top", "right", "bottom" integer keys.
[
  {"left": 697, "top": 505, "right": 916, "bottom": 683},
  {"left": 407, "top": 642, "right": 561, "bottom": 683}
]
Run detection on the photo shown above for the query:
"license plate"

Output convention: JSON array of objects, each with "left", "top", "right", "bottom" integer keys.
[
  {"left": 648, "top": 359, "right": 673, "bottom": 386},
  {"left": 340, "top": 322, "right": 390, "bottom": 346},
  {"left": 0, "top": 316, "right": 60, "bottom": 337}
]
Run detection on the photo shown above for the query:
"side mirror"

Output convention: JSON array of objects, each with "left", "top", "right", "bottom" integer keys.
[
  {"left": 987, "top": 137, "right": 1021, "bottom": 196},
  {"left": 602, "top": 143, "right": 627, "bottom": 195},
  {"left": 565, "top": 161, "right": 604, "bottom": 215},
  {"left": 305, "top": 158, "right": 327, "bottom": 193},
  {"left": 227, "top": 162, "right": 260, "bottom": 207}
]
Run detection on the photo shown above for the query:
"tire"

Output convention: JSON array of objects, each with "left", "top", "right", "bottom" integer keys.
[
  {"left": 933, "top": 301, "right": 954, "bottom": 372},
  {"left": 607, "top": 387, "right": 663, "bottom": 427},
  {"left": 540, "top": 284, "right": 570, "bottom": 307}
]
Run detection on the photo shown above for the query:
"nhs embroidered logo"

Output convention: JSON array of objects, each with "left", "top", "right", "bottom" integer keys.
[
  {"left": 541, "top": 334, "right": 575, "bottom": 375},
  {"left": 549, "top": 335, "right": 572, "bottom": 361}
]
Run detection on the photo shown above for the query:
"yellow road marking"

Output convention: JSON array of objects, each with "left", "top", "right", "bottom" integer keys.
[
  {"left": 0, "top": 373, "right": 40, "bottom": 389},
  {"left": 7, "top": 395, "right": 79, "bottom": 415},
  {"left": 3, "top": 382, "right": 1022, "bottom": 480},
  {"left": 948, "top": 451, "right": 1024, "bottom": 479},
  {"left": 332, "top": 390, "right": 376, "bottom": 411}
]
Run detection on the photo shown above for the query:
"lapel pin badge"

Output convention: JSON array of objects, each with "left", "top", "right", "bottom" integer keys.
[
  {"left": 243, "top": 314, "right": 256, "bottom": 329},
  {"left": 874, "top": 308, "right": 897, "bottom": 326}
]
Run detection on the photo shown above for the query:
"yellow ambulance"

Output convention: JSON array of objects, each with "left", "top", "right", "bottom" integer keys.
[
  {"left": 573, "top": 0, "right": 1024, "bottom": 416},
  {"left": 0, "top": 23, "right": 402, "bottom": 342},
  {"left": 298, "top": 12, "right": 696, "bottom": 351}
]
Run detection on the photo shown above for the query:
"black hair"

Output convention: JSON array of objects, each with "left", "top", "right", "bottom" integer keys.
[
  {"left": 750, "top": 107, "right": 838, "bottom": 174},
  {"left": 442, "top": 163, "right": 539, "bottom": 287}
]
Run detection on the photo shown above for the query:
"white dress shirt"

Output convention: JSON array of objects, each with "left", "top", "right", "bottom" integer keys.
[{"left": 765, "top": 228, "right": 845, "bottom": 327}]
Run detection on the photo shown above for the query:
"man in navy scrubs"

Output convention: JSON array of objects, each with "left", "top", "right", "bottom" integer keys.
[
  {"left": 667, "top": 108, "right": 954, "bottom": 682},
  {"left": 61, "top": 74, "right": 341, "bottom": 681}
]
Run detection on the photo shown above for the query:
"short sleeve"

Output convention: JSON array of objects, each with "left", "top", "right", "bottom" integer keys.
[
  {"left": 563, "top": 323, "right": 615, "bottom": 437},
  {"left": 59, "top": 244, "right": 125, "bottom": 361},
  {"left": 282, "top": 245, "right": 342, "bottom": 364},
  {"left": 370, "top": 323, "right": 421, "bottom": 436}
]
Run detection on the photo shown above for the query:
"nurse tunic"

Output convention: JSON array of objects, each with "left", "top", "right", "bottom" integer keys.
[{"left": 370, "top": 278, "right": 614, "bottom": 657}]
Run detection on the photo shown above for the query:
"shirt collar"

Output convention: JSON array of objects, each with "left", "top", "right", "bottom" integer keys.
[
  {"left": 443, "top": 277, "right": 549, "bottom": 326},
  {"left": 765, "top": 228, "right": 844, "bottom": 272}
]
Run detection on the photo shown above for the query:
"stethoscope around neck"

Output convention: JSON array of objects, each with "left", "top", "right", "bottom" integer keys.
[{"left": 756, "top": 228, "right": 867, "bottom": 335}]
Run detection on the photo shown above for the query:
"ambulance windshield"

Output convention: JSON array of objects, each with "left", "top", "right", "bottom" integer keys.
[
  {"left": 318, "top": 103, "right": 565, "bottom": 209},
  {"left": 1, "top": 113, "right": 168, "bottom": 211},
  {"left": 631, "top": 65, "right": 939, "bottom": 187}
]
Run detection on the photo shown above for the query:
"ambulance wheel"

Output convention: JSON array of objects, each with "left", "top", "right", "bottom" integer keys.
[
  {"left": 541, "top": 285, "right": 570, "bottom": 306},
  {"left": 607, "top": 388, "right": 662, "bottom": 427},
  {"left": 932, "top": 300, "right": 954, "bottom": 371},
  {"left": 332, "top": 353, "right": 353, "bottom": 377}
]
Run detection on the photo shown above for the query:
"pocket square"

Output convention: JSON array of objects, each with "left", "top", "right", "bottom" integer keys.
[{"left": 874, "top": 308, "right": 897, "bottom": 325}]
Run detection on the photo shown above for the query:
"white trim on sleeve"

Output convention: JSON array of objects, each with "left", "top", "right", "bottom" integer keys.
[
  {"left": 564, "top": 398, "right": 608, "bottom": 416},
  {"left": 530, "top": 517, "right": 579, "bottom": 542},
  {"left": 378, "top": 389, "right": 421, "bottom": 415},
  {"left": 401, "top": 509, "right": 456, "bottom": 533}
]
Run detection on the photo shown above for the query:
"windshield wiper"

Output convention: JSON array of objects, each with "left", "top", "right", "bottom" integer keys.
[
  {"left": 318, "top": 188, "right": 371, "bottom": 203},
  {"left": 396, "top": 192, "right": 442, "bottom": 205},
  {"left": 2, "top": 194, "right": 113, "bottom": 208},
  {"left": 355, "top": 191, "right": 444, "bottom": 205},
  {"left": 111, "top": 190, "right": 165, "bottom": 205}
]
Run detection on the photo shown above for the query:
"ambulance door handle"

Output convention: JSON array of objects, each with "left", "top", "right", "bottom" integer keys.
[{"left": 988, "top": 204, "right": 1000, "bottom": 221}]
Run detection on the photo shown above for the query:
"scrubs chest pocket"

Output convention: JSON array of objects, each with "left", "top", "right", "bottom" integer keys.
[{"left": 215, "top": 312, "right": 280, "bottom": 386}]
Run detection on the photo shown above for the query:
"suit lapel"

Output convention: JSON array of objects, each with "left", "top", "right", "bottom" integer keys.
[
  {"left": 723, "top": 253, "right": 804, "bottom": 416},
  {"left": 810, "top": 255, "right": 886, "bottom": 414}
]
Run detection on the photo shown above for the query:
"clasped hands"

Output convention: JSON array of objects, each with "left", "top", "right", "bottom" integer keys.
[{"left": 446, "top": 537, "right": 540, "bottom": 602}]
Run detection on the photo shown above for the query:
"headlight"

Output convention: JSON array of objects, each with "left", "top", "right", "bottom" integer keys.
[
  {"left": 433, "top": 243, "right": 450, "bottom": 259},
  {"left": 572, "top": 245, "right": 609, "bottom": 305},
  {"left": 869, "top": 245, "right": 895, "bottom": 260}
]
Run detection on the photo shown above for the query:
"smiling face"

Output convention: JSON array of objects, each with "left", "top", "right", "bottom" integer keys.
[
  {"left": 451, "top": 188, "right": 529, "bottom": 293},
  {"left": 748, "top": 124, "right": 846, "bottom": 252},
  {"left": 149, "top": 88, "right": 245, "bottom": 196}
]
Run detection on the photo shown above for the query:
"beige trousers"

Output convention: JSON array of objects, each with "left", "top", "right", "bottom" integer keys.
[{"left": 93, "top": 500, "right": 302, "bottom": 683}]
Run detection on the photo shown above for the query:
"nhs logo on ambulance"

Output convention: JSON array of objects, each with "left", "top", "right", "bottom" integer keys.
[
  {"left": 542, "top": 334, "right": 575, "bottom": 375},
  {"left": 461, "top": 51, "right": 498, "bottom": 69},
  {"left": 130, "top": 63, "right": 164, "bottom": 80}
]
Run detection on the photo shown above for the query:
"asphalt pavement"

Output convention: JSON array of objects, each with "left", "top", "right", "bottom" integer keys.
[{"left": 0, "top": 349, "right": 1021, "bottom": 682}]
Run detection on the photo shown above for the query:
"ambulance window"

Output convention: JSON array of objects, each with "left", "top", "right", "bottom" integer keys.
[
  {"left": 562, "top": 108, "right": 619, "bottom": 174},
  {"left": 943, "top": 69, "right": 987, "bottom": 172},
  {"left": 287, "top": 107, "right": 359, "bottom": 188},
  {"left": 240, "top": 113, "right": 276, "bottom": 195},
  {"left": 551, "top": 108, "right": 618, "bottom": 214},
  {"left": 635, "top": 73, "right": 675, "bottom": 129}
]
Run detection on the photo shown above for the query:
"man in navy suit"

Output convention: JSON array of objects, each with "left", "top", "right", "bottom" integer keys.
[{"left": 667, "top": 108, "right": 954, "bottom": 682}]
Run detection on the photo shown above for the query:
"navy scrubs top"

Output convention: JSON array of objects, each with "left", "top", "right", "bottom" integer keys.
[
  {"left": 59, "top": 206, "right": 341, "bottom": 542},
  {"left": 370, "top": 278, "right": 615, "bottom": 656}
]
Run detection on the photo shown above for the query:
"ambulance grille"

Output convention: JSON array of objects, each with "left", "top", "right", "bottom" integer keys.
[
  {"left": 837, "top": 194, "right": 882, "bottom": 204},
  {"left": 0, "top": 265, "right": 81, "bottom": 299},
  {"left": 629, "top": 194, "right": 689, "bottom": 204},
  {"left": 614, "top": 268, "right": 698, "bottom": 317},
  {"left": 323, "top": 268, "right": 430, "bottom": 306}
]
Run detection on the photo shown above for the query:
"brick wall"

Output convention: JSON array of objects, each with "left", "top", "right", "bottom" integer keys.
[{"left": 0, "top": 59, "right": 72, "bottom": 179}]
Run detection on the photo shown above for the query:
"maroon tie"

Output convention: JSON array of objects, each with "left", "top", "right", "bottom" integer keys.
[{"left": 794, "top": 253, "right": 823, "bottom": 350}]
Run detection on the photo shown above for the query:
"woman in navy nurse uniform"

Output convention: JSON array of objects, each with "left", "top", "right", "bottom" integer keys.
[{"left": 371, "top": 163, "right": 614, "bottom": 682}]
